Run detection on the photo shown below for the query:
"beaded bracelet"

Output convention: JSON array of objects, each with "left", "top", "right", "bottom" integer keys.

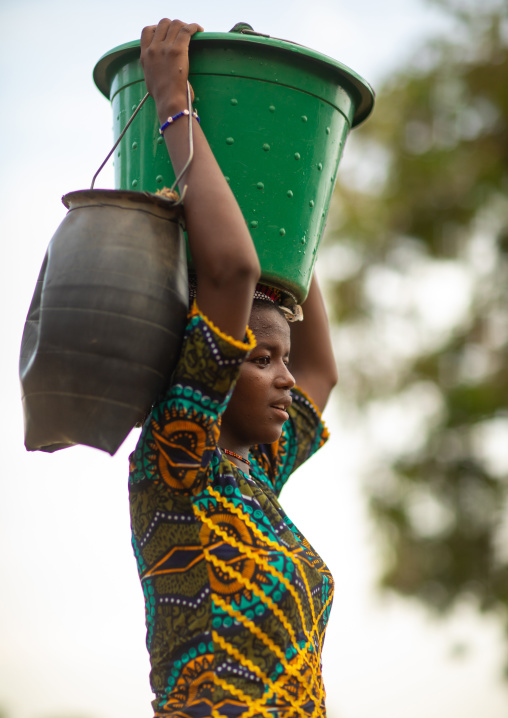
[{"left": 159, "top": 109, "right": 200, "bottom": 135}]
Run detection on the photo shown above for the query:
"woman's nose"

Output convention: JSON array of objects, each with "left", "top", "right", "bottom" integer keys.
[{"left": 276, "top": 362, "right": 295, "bottom": 389}]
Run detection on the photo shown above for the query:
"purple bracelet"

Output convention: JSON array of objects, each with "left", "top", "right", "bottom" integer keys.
[{"left": 159, "top": 108, "right": 200, "bottom": 135}]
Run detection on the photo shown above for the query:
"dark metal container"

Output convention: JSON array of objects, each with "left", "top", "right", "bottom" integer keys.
[{"left": 19, "top": 189, "right": 188, "bottom": 455}]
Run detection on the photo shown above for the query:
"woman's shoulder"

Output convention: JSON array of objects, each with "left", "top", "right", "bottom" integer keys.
[
  {"left": 138, "top": 303, "right": 256, "bottom": 447},
  {"left": 130, "top": 308, "right": 256, "bottom": 490},
  {"left": 249, "top": 386, "right": 329, "bottom": 496}
]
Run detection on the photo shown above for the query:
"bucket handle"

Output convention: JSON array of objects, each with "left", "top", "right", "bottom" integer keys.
[{"left": 90, "top": 82, "right": 196, "bottom": 205}]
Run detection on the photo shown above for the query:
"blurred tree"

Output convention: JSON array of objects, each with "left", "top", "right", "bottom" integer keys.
[{"left": 326, "top": 0, "right": 508, "bottom": 665}]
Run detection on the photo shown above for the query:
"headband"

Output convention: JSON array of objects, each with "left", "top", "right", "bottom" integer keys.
[{"left": 188, "top": 274, "right": 303, "bottom": 322}]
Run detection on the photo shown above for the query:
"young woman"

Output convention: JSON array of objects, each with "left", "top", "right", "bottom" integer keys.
[{"left": 128, "top": 19, "right": 338, "bottom": 717}]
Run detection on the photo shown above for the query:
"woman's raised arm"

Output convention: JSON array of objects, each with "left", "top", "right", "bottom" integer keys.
[
  {"left": 289, "top": 273, "right": 338, "bottom": 412},
  {"left": 140, "top": 19, "right": 261, "bottom": 340}
]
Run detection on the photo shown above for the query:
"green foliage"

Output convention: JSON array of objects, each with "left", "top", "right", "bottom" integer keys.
[{"left": 326, "top": 0, "right": 508, "bottom": 656}]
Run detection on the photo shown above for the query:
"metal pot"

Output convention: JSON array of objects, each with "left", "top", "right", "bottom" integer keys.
[{"left": 19, "top": 189, "right": 188, "bottom": 455}]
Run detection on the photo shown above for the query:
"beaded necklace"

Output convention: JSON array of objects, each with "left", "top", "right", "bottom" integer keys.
[{"left": 221, "top": 448, "right": 251, "bottom": 467}]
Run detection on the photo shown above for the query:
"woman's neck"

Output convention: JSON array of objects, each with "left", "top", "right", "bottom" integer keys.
[{"left": 219, "top": 444, "right": 251, "bottom": 471}]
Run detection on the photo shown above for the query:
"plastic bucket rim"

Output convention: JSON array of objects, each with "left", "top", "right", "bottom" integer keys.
[{"left": 93, "top": 32, "right": 375, "bottom": 126}]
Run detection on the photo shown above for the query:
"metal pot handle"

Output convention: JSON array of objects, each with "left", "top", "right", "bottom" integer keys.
[{"left": 90, "top": 82, "right": 196, "bottom": 205}]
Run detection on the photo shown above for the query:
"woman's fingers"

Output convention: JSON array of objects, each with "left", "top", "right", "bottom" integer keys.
[
  {"left": 140, "top": 24, "right": 157, "bottom": 50},
  {"left": 152, "top": 18, "right": 172, "bottom": 42},
  {"left": 165, "top": 20, "right": 204, "bottom": 49},
  {"left": 141, "top": 19, "right": 203, "bottom": 48},
  {"left": 177, "top": 21, "right": 204, "bottom": 35}
]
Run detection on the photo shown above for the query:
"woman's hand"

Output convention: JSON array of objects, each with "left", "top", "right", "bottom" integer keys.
[{"left": 140, "top": 19, "right": 204, "bottom": 121}]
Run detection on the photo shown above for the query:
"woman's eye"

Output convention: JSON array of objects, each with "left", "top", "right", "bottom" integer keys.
[{"left": 254, "top": 356, "right": 270, "bottom": 366}]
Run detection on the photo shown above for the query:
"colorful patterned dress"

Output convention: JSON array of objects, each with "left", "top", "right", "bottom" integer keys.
[{"left": 129, "top": 304, "right": 334, "bottom": 718}]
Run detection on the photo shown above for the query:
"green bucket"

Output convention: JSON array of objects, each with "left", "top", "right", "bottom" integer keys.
[{"left": 93, "top": 26, "right": 374, "bottom": 302}]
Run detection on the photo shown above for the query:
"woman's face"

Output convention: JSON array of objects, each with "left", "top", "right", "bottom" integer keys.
[{"left": 220, "top": 304, "right": 295, "bottom": 448}]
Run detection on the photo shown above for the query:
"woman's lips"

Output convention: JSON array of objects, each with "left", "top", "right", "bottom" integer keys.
[{"left": 270, "top": 405, "right": 289, "bottom": 420}]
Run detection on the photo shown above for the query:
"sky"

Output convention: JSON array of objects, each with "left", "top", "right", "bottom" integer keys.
[{"left": 1, "top": 1, "right": 508, "bottom": 717}]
